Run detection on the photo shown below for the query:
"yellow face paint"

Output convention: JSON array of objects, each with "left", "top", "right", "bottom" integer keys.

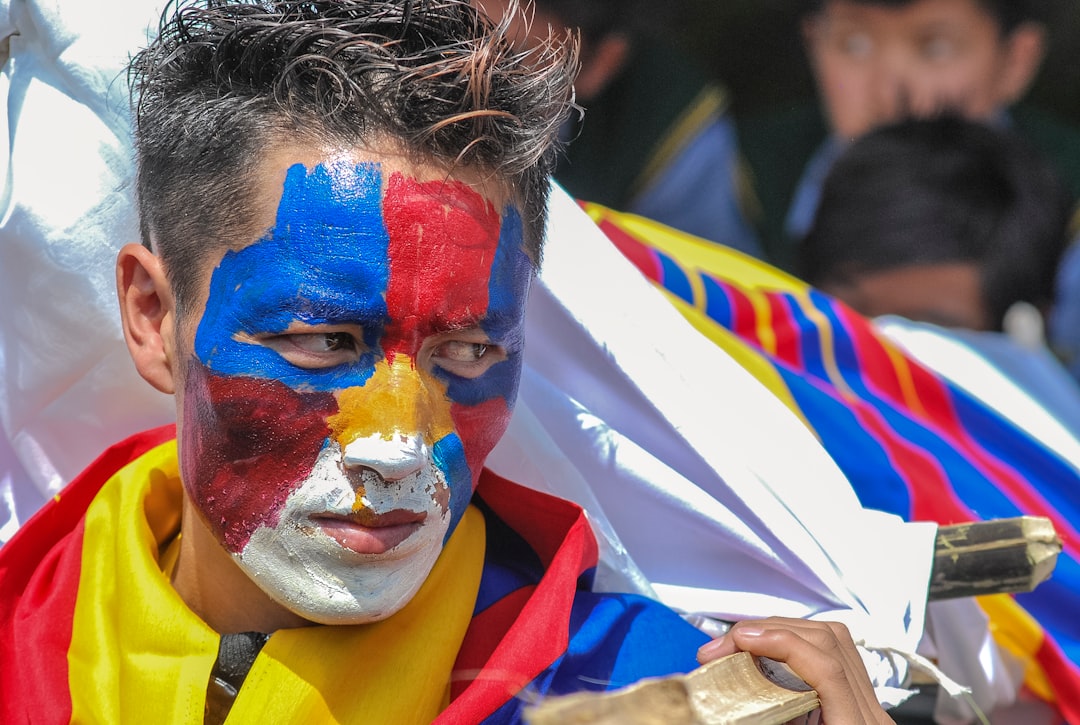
[
  {"left": 327, "top": 356, "right": 458, "bottom": 512},
  {"left": 328, "top": 355, "right": 456, "bottom": 448}
]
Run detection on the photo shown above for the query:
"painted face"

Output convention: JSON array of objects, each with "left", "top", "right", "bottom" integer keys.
[
  {"left": 179, "top": 158, "right": 531, "bottom": 624},
  {"left": 806, "top": 0, "right": 1026, "bottom": 139}
]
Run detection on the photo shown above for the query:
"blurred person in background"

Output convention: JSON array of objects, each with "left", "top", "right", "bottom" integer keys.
[
  {"left": 477, "top": 0, "right": 762, "bottom": 255},
  {"left": 800, "top": 114, "right": 1080, "bottom": 463},
  {"left": 738, "top": 0, "right": 1080, "bottom": 381},
  {"left": 799, "top": 114, "right": 1070, "bottom": 336}
]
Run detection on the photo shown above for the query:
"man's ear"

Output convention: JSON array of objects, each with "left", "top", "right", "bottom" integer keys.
[
  {"left": 998, "top": 22, "right": 1046, "bottom": 106},
  {"left": 116, "top": 243, "right": 178, "bottom": 395},
  {"left": 800, "top": 15, "right": 826, "bottom": 77},
  {"left": 575, "top": 32, "right": 630, "bottom": 101}
]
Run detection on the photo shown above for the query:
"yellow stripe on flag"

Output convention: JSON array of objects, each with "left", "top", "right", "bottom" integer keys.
[
  {"left": 70, "top": 441, "right": 218, "bottom": 724},
  {"left": 978, "top": 594, "right": 1055, "bottom": 702}
]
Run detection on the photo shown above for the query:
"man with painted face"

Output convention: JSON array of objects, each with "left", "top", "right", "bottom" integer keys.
[{"left": 0, "top": 1, "right": 892, "bottom": 723}]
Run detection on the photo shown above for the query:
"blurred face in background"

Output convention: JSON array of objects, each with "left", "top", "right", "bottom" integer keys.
[
  {"left": 472, "top": 0, "right": 628, "bottom": 100},
  {"left": 804, "top": 0, "right": 1045, "bottom": 139}
]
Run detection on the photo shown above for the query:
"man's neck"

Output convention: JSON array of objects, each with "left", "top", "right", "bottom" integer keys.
[{"left": 171, "top": 496, "right": 310, "bottom": 634}]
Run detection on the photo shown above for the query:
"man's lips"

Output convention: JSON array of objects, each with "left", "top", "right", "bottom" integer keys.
[{"left": 314, "top": 510, "right": 426, "bottom": 555}]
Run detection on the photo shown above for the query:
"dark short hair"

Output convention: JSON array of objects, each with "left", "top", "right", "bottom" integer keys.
[
  {"left": 799, "top": 114, "right": 1071, "bottom": 330},
  {"left": 130, "top": 0, "right": 578, "bottom": 317},
  {"left": 803, "top": 0, "right": 1044, "bottom": 34}
]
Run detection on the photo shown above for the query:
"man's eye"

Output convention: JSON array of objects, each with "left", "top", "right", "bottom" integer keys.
[
  {"left": 436, "top": 341, "right": 489, "bottom": 363},
  {"left": 257, "top": 329, "right": 364, "bottom": 369},
  {"left": 840, "top": 32, "right": 873, "bottom": 59},
  {"left": 291, "top": 332, "right": 358, "bottom": 354},
  {"left": 431, "top": 338, "right": 506, "bottom": 378}
]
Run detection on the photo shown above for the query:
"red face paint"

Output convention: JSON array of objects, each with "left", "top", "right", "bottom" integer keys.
[
  {"left": 381, "top": 173, "right": 504, "bottom": 361},
  {"left": 450, "top": 397, "right": 513, "bottom": 487},
  {"left": 181, "top": 360, "right": 338, "bottom": 552}
]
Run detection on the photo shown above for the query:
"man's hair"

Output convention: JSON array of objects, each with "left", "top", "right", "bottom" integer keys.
[
  {"left": 798, "top": 114, "right": 1071, "bottom": 330},
  {"left": 803, "top": 0, "right": 1044, "bottom": 34},
  {"left": 130, "top": 0, "right": 578, "bottom": 317}
]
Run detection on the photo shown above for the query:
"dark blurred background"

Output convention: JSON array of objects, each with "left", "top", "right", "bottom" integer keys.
[{"left": 647, "top": 0, "right": 1080, "bottom": 123}]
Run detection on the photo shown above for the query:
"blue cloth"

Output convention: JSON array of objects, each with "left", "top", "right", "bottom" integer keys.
[
  {"left": 1050, "top": 244, "right": 1080, "bottom": 381},
  {"left": 784, "top": 136, "right": 846, "bottom": 243},
  {"left": 631, "top": 114, "right": 763, "bottom": 257}
]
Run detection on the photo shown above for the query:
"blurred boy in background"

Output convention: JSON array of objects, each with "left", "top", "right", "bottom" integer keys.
[
  {"left": 799, "top": 114, "right": 1070, "bottom": 334},
  {"left": 738, "top": 0, "right": 1080, "bottom": 380},
  {"left": 477, "top": 0, "right": 762, "bottom": 255}
]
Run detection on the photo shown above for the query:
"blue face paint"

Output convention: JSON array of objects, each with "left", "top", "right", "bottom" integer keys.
[{"left": 195, "top": 162, "right": 389, "bottom": 391}]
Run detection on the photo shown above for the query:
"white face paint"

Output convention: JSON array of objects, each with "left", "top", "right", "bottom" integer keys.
[{"left": 236, "top": 437, "right": 452, "bottom": 625}]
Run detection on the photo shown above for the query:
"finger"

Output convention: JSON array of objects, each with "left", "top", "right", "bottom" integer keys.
[
  {"left": 726, "top": 623, "right": 886, "bottom": 724},
  {"left": 698, "top": 618, "right": 843, "bottom": 666},
  {"left": 730, "top": 619, "right": 875, "bottom": 706},
  {"left": 696, "top": 632, "right": 739, "bottom": 664}
]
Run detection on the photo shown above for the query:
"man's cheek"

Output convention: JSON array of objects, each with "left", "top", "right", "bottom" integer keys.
[
  {"left": 439, "top": 355, "right": 521, "bottom": 477},
  {"left": 449, "top": 397, "right": 513, "bottom": 483},
  {"left": 181, "top": 359, "right": 337, "bottom": 553}
]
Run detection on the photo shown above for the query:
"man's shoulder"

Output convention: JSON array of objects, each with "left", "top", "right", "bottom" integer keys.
[
  {"left": 0, "top": 426, "right": 177, "bottom": 720},
  {"left": 459, "top": 474, "right": 707, "bottom": 723},
  {"left": 0, "top": 425, "right": 176, "bottom": 573},
  {"left": 472, "top": 470, "right": 708, "bottom": 684}
]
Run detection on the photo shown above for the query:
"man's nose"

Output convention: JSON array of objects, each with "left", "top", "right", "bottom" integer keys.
[
  {"left": 871, "top": 53, "right": 910, "bottom": 123},
  {"left": 341, "top": 433, "right": 424, "bottom": 481}
]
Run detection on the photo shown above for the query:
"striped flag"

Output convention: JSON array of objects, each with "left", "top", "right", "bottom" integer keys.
[{"left": 583, "top": 201, "right": 1080, "bottom": 720}]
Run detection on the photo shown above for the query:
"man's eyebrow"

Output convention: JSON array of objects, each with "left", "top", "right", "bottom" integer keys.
[{"left": 433, "top": 309, "right": 517, "bottom": 333}]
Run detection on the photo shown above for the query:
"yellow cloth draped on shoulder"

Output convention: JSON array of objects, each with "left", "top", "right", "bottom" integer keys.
[{"left": 67, "top": 440, "right": 486, "bottom": 724}]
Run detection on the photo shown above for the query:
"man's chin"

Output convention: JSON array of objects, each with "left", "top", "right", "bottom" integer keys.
[
  {"left": 237, "top": 527, "right": 441, "bottom": 626},
  {"left": 273, "top": 572, "right": 426, "bottom": 626}
]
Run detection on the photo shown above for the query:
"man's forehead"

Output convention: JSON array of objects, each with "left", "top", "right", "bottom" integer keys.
[
  {"left": 191, "top": 152, "right": 530, "bottom": 340},
  {"left": 207, "top": 145, "right": 520, "bottom": 275},
  {"left": 255, "top": 143, "right": 514, "bottom": 215}
]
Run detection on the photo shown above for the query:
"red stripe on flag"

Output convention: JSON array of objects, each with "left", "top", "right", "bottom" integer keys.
[
  {"left": 766, "top": 291, "right": 803, "bottom": 369},
  {"left": 723, "top": 281, "right": 764, "bottom": 349},
  {"left": 1035, "top": 632, "right": 1080, "bottom": 723},
  {"left": 476, "top": 471, "right": 598, "bottom": 570},
  {"left": 450, "top": 585, "right": 536, "bottom": 701},
  {"left": 851, "top": 406, "right": 974, "bottom": 524},
  {"left": 0, "top": 425, "right": 176, "bottom": 722},
  {"left": 597, "top": 218, "right": 663, "bottom": 284}
]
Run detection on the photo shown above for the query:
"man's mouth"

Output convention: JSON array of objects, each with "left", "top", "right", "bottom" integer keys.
[{"left": 313, "top": 510, "right": 426, "bottom": 555}]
